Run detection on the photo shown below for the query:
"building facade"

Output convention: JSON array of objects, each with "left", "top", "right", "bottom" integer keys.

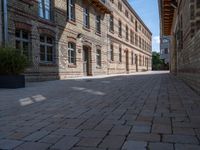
[
  {"left": 160, "top": 36, "right": 170, "bottom": 65},
  {"left": 159, "top": 0, "right": 200, "bottom": 94},
  {"left": 1, "top": 0, "right": 152, "bottom": 81}
]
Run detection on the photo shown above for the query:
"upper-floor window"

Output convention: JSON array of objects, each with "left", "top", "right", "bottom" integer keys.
[
  {"left": 109, "top": 14, "right": 114, "bottom": 32},
  {"left": 118, "top": 2, "right": 122, "bottom": 11},
  {"left": 135, "top": 20, "right": 138, "bottom": 32},
  {"left": 96, "top": 15, "right": 101, "bottom": 34},
  {"left": 83, "top": 7, "right": 90, "bottom": 28},
  {"left": 126, "top": 25, "right": 129, "bottom": 40},
  {"left": 118, "top": 20, "right": 122, "bottom": 37},
  {"left": 131, "top": 16, "right": 134, "bottom": 23},
  {"left": 67, "top": 0, "right": 75, "bottom": 21},
  {"left": 125, "top": 10, "right": 129, "bottom": 18},
  {"left": 130, "top": 30, "right": 134, "bottom": 44},
  {"left": 38, "top": 0, "right": 52, "bottom": 20},
  {"left": 40, "top": 35, "right": 54, "bottom": 63},
  {"left": 68, "top": 42, "right": 76, "bottom": 64},
  {"left": 15, "top": 29, "right": 31, "bottom": 60}
]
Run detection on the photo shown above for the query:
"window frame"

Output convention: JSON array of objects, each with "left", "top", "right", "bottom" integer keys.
[
  {"left": 39, "top": 35, "right": 54, "bottom": 63},
  {"left": 83, "top": 7, "right": 90, "bottom": 29},
  {"left": 38, "top": 0, "right": 52, "bottom": 20},
  {"left": 68, "top": 42, "right": 76, "bottom": 64},
  {"left": 67, "top": 0, "right": 75, "bottom": 21},
  {"left": 15, "top": 29, "right": 31, "bottom": 61},
  {"left": 96, "top": 49, "right": 101, "bottom": 67}
]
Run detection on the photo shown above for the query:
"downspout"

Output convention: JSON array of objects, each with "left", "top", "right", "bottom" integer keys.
[{"left": 2, "top": 0, "right": 8, "bottom": 46}]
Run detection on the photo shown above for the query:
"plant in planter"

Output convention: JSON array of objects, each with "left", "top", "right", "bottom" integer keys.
[{"left": 0, "top": 47, "right": 28, "bottom": 88}]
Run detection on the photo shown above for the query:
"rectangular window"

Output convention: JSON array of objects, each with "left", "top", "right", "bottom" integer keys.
[
  {"left": 67, "top": 0, "right": 75, "bottom": 21},
  {"left": 96, "top": 15, "right": 101, "bottom": 34},
  {"left": 109, "top": 15, "right": 114, "bottom": 32},
  {"left": 38, "top": 0, "right": 52, "bottom": 20},
  {"left": 119, "top": 46, "right": 122, "bottom": 62},
  {"left": 118, "top": 2, "right": 122, "bottom": 11},
  {"left": 118, "top": 20, "right": 122, "bottom": 37},
  {"left": 83, "top": 7, "right": 90, "bottom": 28},
  {"left": 40, "top": 35, "right": 54, "bottom": 63},
  {"left": 131, "top": 52, "right": 134, "bottom": 65},
  {"left": 126, "top": 25, "right": 129, "bottom": 40},
  {"left": 96, "top": 49, "right": 101, "bottom": 67},
  {"left": 15, "top": 29, "right": 31, "bottom": 60},
  {"left": 68, "top": 42, "right": 76, "bottom": 64},
  {"left": 135, "top": 20, "right": 138, "bottom": 32},
  {"left": 110, "top": 43, "right": 114, "bottom": 61}
]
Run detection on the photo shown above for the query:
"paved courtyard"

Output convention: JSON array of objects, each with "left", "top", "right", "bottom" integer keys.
[{"left": 0, "top": 71, "right": 200, "bottom": 150}]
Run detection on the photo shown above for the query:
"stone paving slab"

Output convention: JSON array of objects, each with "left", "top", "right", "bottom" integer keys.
[{"left": 0, "top": 71, "right": 200, "bottom": 150}]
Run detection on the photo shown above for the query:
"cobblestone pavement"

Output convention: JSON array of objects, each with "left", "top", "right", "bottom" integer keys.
[{"left": 0, "top": 71, "right": 200, "bottom": 150}]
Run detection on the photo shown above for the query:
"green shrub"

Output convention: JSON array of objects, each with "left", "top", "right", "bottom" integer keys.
[{"left": 0, "top": 47, "right": 28, "bottom": 75}]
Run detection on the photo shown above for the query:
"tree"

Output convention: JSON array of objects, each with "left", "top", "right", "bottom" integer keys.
[{"left": 152, "top": 51, "right": 165, "bottom": 70}]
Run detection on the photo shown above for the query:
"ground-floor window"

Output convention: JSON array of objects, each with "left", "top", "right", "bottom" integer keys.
[
  {"left": 68, "top": 42, "right": 76, "bottom": 64},
  {"left": 119, "top": 46, "right": 122, "bottom": 62},
  {"left": 110, "top": 43, "right": 114, "bottom": 61},
  {"left": 131, "top": 52, "right": 134, "bottom": 65},
  {"left": 15, "top": 29, "right": 31, "bottom": 60},
  {"left": 96, "top": 49, "right": 101, "bottom": 67},
  {"left": 40, "top": 35, "right": 54, "bottom": 63}
]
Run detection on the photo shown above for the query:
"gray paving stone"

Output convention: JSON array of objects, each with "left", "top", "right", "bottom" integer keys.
[
  {"left": 52, "top": 128, "right": 81, "bottom": 136},
  {"left": 122, "top": 141, "right": 147, "bottom": 150},
  {"left": 152, "top": 124, "right": 172, "bottom": 134},
  {"left": 148, "top": 142, "right": 173, "bottom": 150},
  {"left": 163, "top": 134, "right": 199, "bottom": 144},
  {"left": 131, "top": 125, "right": 151, "bottom": 133},
  {"left": 14, "top": 142, "right": 50, "bottom": 150},
  {"left": 51, "top": 136, "right": 79, "bottom": 150},
  {"left": 109, "top": 125, "right": 131, "bottom": 136},
  {"left": 0, "top": 139, "right": 23, "bottom": 149},
  {"left": 175, "top": 144, "right": 200, "bottom": 150},
  {"left": 39, "top": 134, "right": 63, "bottom": 144},
  {"left": 23, "top": 131, "right": 50, "bottom": 142},
  {"left": 77, "top": 130, "right": 107, "bottom": 138},
  {"left": 77, "top": 138, "right": 102, "bottom": 147},
  {"left": 99, "top": 135, "right": 125, "bottom": 149},
  {"left": 128, "top": 133, "right": 160, "bottom": 142}
]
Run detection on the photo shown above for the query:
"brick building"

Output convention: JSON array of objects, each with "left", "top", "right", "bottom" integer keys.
[
  {"left": 0, "top": 0, "right": 152, "bottom": 81},
  {"left": 159, "top": 0, "right": 200, "bottom": 94}
]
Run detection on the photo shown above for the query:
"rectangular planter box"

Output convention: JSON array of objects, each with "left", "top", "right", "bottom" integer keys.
[{"left": 0, "top": 75, "right": 25, "bottom": 89}]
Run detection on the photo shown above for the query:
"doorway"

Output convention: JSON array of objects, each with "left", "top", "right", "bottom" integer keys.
[{"left": 83, "top": 46, "right": 92, "bottom": 76}]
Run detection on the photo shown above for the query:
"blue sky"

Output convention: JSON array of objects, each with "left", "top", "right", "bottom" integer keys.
[{"left": 129, "top": 0, "right": 160, "bottom": 52}]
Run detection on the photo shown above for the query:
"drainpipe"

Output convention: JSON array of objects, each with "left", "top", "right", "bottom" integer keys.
[{"left": 2, "top": 0, "right": 8, "bottom": 46}]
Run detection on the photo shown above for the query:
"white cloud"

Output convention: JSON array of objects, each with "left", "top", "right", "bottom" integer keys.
[{"left": 153, "top": 36, "right": 160, "bottom": 44}]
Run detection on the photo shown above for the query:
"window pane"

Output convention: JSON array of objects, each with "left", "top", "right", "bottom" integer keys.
[
  {"left": 22, "top": 31, "right": 29, "bottom": 39},
  {"left": 15, "top": 30, "right": 20, "bottom": 38},
  {"left": 40, "top": 36, "right": 45, "bottom": 42},
  {"left": 40, "top": 45, "right": 45, "bottom": 61},
  {"left": 16, "top": 40, "right": 21, "bottom": 50},
  {"left": 47, "top": 36, "right": 53, "bottom": 44},
  {"left": 23, "top": 42, "right": 29, "bottom": 57},
  {"left": 38, "top": 0, "right": 44, "bottom": 18}
]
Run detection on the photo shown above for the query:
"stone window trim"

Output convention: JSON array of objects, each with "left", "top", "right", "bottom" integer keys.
[
  {"left": 19, "top": 0, "right": 34, "bottom": 6},
  {"left": 38, "top": 27, "right": 55, "bottom": 37},
  {"left": 67, "top": 36, "right": 77, "bottom": 44},
  {"left": 15, "top": 22, "right": 32, "bottom": 31}
]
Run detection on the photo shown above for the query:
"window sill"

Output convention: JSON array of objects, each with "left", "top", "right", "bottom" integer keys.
[
  {"left": 20, "top": 0, "right": 33, "bottom": 6},
  {"left": 109, "top": 30, "right": 114, "bottom": 34},
  {"left": 39, "top": 63, "right": 57, "bottom": 67},
  {"left": 68, "top": 64, "right": 77, "bottom": 68},
  {"left": 96, "top": 66, "right": 102, "bottom": 69},
  {"left": 95, "top": 32, "right": 101, "bottom": 37},
  {"left": 82, "top": 26, "right": 91, "bottom": 32},
  {"left": 109, "top": 60, "right": 115, "bottom": 63},
  {"left": 67, "top": 20, "right": 76, "bottom": 25},
  {"left": 38, "top": 17, "right": 56, "bottom": 27},
  {"left": 118, "top": 35, "right": 122, "bottom": 38}
]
